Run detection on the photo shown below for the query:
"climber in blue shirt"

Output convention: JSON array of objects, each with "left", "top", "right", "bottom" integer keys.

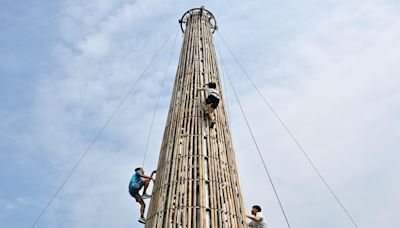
[{"left": 129, "top": 167, "right": 156, "bottom": 224}]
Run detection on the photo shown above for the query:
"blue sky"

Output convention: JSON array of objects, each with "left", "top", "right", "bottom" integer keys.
[{"left": 1, "top": 0, "right": 400, "bottom": 227}]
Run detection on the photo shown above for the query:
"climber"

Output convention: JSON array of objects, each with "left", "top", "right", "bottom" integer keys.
[
  {"left": 197, "top": 82, "right": 220, "bottom": 128},
  {"left": 129, "top": 167, "right": 156, "bottom": 224},
  {"left": 246, "top": 205, "right": 267, "bottom": 227}
]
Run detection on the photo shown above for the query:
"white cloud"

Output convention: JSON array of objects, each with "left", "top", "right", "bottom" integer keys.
[
  {"left": 16, "top": 197, "right": 33, "bottom": 205},
  {"left": 26, "top": 0, "right": 400, "bottom": 227},
  {"left": 223, "top": 1, "right": 400, "bottom": 227},
  {"left": 4, "top": 203, "right": 14, "bottom": 211},
  {"left": 78, "top": 34, "right": 110, "bottom": 58}
]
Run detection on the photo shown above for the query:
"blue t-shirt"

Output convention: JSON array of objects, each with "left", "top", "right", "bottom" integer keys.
[{"left": 129, "top": 171, "right": 142, "bottom": 190}]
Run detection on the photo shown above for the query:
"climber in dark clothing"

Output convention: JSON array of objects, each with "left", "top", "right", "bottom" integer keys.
[{"left": 197, "top": 82, "right": 220, "bottom": 128}]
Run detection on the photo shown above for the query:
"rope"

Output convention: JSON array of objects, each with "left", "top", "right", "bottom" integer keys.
[
  {"left": 215, "top": 37, "right": 232, "bottom": 125},
  {"left": 217, "top": 31, "right": 359, "bottom": 228},
  {"left": 218, "top": 43, "right": 292, "bottom": 228},
  {"left": 0, "top": 134, "right": 19, "bottom": 144},
  {"left": 31, "top": 27, "right": 177, "bottom": 228},
  {"left": 141, "top": 29, "right": 179, "bottom": 167}
]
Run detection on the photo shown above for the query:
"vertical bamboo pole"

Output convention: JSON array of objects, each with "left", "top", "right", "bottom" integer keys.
[{"left": 146, "top": 7, "right": 247, "bottom": 228}]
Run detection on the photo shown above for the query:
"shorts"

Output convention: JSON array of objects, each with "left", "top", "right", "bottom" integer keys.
[
  {"left": 205, "top": 95, "right": 220, "bottom": 109},
  {"left": 129, "top": 181, "right": 144, "bottom": 199}
]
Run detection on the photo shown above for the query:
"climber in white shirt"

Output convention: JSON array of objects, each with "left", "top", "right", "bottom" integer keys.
[
  {"left": 246, "top": 205, "right": 267, "bottom": 228},
  {"left": 197, "top": 82, "right": 220, "bottom": 128}
]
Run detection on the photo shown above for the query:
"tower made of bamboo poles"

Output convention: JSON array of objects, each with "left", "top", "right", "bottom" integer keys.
[{"left": 146, "top": 7, "right": 247, "bottom": 228}]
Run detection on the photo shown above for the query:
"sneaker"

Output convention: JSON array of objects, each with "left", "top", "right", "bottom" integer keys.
[
  {"left": 142, "top": 193, "right": 151, "bottom": 199},
  {"left": 138, "top": 217, "right": 146, "bottom": 224}
]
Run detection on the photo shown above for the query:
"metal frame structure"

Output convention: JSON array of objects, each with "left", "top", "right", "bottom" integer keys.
[{"left": 179, "top": 7, "right": 218, "bottom": 34}]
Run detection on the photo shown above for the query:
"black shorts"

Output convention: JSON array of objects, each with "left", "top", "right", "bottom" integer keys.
[{"left": 205, "top": 95, "right": 220, "bottom": 109}]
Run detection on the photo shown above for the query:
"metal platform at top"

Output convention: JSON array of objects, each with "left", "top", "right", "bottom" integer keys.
[{"left": 179, "top": 6, "right": 218, "bottom": 33}]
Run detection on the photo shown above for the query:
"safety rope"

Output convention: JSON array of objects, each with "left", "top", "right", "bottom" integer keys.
[
  {"left": 141, "top": 29, "right": 179, "bottom": 167},
  {"left": 31, "top": 27, "right": 177, "bottom": 228},
  {"left": 215, "top": 40, "right": 232, "bottom": 125},
  {"left": 217, "top": 31, "right": 359, "bottom": 228},
  {"left": 218, "top": 41, "right": 292, "bottom": 228}
]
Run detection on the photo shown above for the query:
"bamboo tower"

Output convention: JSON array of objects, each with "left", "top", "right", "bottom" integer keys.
[{"left": 146, "top": 7, "right": 247, "bottom": 228}]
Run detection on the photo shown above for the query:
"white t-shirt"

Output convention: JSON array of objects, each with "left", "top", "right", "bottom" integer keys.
[
  {"left": 248, "top": 212, "right": 267, "bottom": 228},
  {"left": 204, "top": 85, "right": 220, "bottom": 99}
]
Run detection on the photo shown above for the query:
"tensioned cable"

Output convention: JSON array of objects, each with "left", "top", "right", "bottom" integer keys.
[
  {"left": 214, "top": 39, "right": 232, "bottom": 124},
  {"left": 217, "top": 31, "right": 359, "bottom": 228},
  {"left": 31, "top": 27, "right": 177, "bottom": 228},
  {"left": 0, "top": 134, "right": 18, "bottom": 144},
  {"left": 218, "top": 42, "right": 292, "bottom": 228},
  {"left": 141, "top": 29, "right": 179, "bottom": 167}
]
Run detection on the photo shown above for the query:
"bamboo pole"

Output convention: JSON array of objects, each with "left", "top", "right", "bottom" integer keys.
[{"left": 146, "top": 7, "right": 247, "bottom": 228}]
